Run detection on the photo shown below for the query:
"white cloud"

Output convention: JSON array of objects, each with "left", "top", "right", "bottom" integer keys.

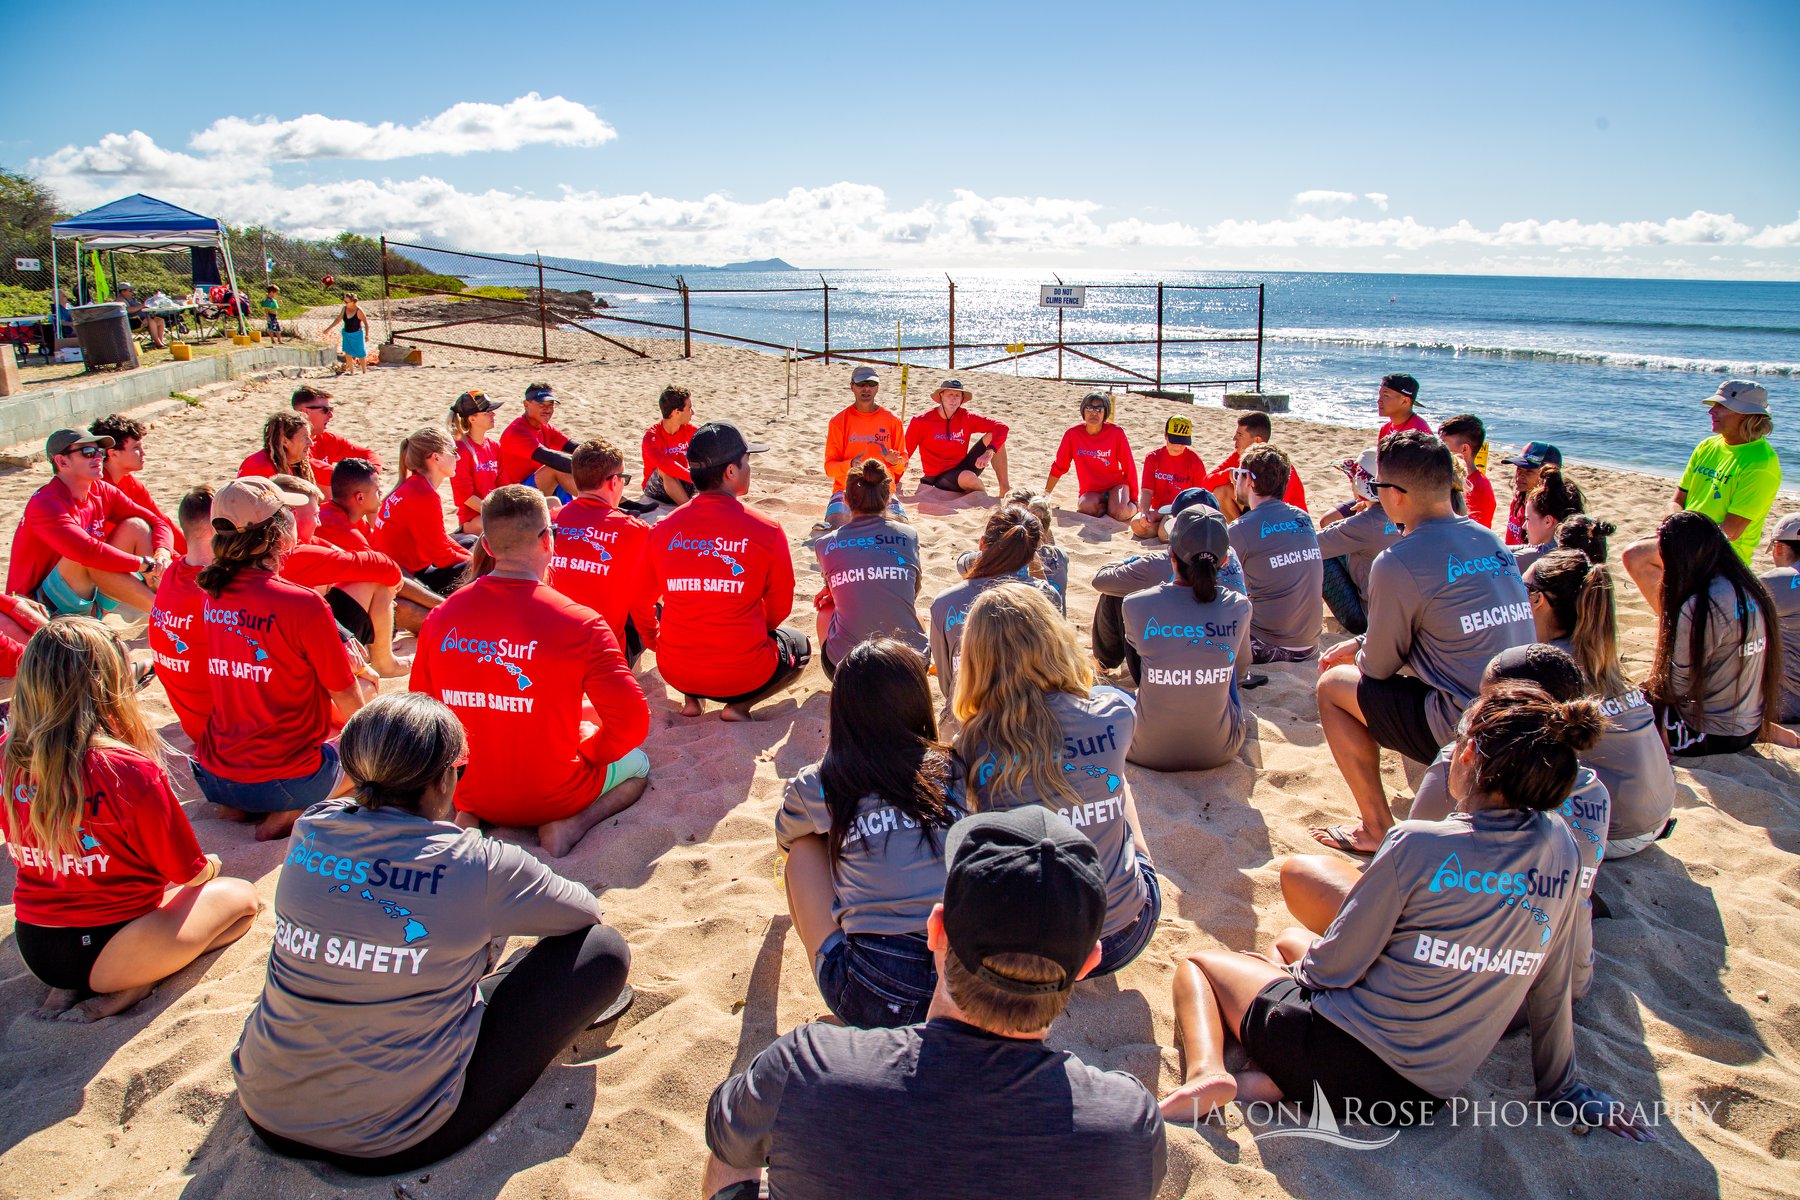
[
  {"left": 1748, "top": 212, "right": 1800, "bottom": 249},
  {"left": 1294, "top": 189, "right": 1357, "bottom": 207},
  {"left": 187, "top": 93, "right": 615, "bottom": 161},
  {"left": 1364, "top": 192, "right": 1390, "bottom": 211}
]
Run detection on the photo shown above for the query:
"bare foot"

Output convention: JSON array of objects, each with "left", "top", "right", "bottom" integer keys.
[
  {"left": 720, "top": 703, "right": 754, "bottom": 722},
  {"left": 681, "top": 696, "right": 704, "bottom": 718},
  {"left": 55, "top": 984, "right": 155, "bottom": 1023},
  {"left": 215, "top": 805, "right": 255, "bottom": 823},
  {"left": 34, "top": 988, "right": 84, "bottom": 1019},
  {"left": 255, "top": 810, "right": 301, "bottom": 842},
  {"left": 371, "top": 654, "right": 413, "bottom": 679},
  {"left": 1159, "top": 1072, "right": 1238, "bottom": 1125}
]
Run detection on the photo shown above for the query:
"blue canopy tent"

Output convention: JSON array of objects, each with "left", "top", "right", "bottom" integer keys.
[{"left": 50, "top": 194, "right": 248, "bottom": 335}]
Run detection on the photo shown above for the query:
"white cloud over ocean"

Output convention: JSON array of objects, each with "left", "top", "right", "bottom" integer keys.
[{"left": 27, "top": 97, "right": 1800, "bottom": 278}]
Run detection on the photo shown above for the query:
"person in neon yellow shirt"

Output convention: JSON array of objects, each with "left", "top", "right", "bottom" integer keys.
[{"left": 1625, "top": 381, "right": 1779, "bottom": 615}]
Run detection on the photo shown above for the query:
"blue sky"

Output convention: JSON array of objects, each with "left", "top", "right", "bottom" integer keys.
[{"left": 5, "top": 0, "right": 1797, "bottom": 276}]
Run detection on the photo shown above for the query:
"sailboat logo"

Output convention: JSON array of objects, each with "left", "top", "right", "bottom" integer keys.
[{"left": 1253, "top": 1083, "right": 1401, "bottom": 1150}]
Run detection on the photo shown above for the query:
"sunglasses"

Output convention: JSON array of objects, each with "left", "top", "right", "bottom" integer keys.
[
  {"left": 606, "top": 472, "right": 634, "bottom": 485},
  {"left": 1081, "top": 403, "right": 1106, "bottom": 412},
  {"left": 303, "top": 404, "right": 335, "bottom": 415},
  {"left": 68, "top": 445, "right": 105, "bottom": 460},
  {"left": 1372, "top": 480, "right": 1409, "bottom": 494}
]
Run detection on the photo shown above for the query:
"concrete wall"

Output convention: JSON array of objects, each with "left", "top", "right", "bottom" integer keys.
[{"left": 0, "top": 346, "right": 331, "bottom": 450}]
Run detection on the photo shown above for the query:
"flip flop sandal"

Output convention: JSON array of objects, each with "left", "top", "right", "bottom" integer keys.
[
  {"left": 587, "top": 983, "right": 636, "bottom": 1031},
  {"left": 1316, "top": 823, "right": 1376, "bottom": 859}
]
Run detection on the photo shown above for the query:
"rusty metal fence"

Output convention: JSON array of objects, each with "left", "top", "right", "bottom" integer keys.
[{"left": 377, "top": 237, "right": 1268, "bottom": 394}]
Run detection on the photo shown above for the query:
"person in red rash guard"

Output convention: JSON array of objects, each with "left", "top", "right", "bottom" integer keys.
[
  {"left": 149, "top": 486, "right": 220, "bottom": 745},
  {"left": 1202, "top": 411, "right": 1309, "bottom": 520},
  {"left": 321, "top": 457, "right": 445, "bottom": 636},
  {"left": 498, "top": 382, "right": 579, "bottom": 493},
  {"left": 372, "top": 428, "right": 472, "bottom": 597},
  {"left": 642, "top": 384, "right": 696, "bottom": 508},
  {"left": 291, "top": 384, "right": 381, "bottom": 471},
  {"left": 450, "top": 389, "right": 504, "bottom": 534},
  {"left": 3, "top": 617, "right": 259, "bottom": 1024},
  {"left": 820, "top": 366, "right": 910, "bottom": 531},
  {"left": 193, "top": 478, "right": 370, "bottom": 842},
  {"left": 91, "top": 412, "right": 185, "bottom": 555},
  {"left": 0, "top": 592, "right": 49, "bottom": 689},
  {"left": 1132, "top": 415, "right": 1209, "bottom": 541},
  {"left": 552, "top": 439, "right": 660, "bottom": 668},
  {"left": 239, "top": 410, "right": 332, "bottom": 492},
  {"left": 904, "top": 378, "right": 1011, "bottom": 494},
  {"left": 1438, "top": 414, "right": 1497, "bottom": 529},
  {"left": 1376, "top": 373, "right": 1432, "bottom": 440},
  {"left": 273, "top": 473, "right": 413, "bottom": 679},
  {"left": 648, "top": 421, "right": 811, "bottom": 721},
  {"left": 412, "top": 485, "right": 651, "bottom": 858},
  {"left": 7, "top": 428, "right": 175, "bottom": 616},
  {"left": 1046, "top": 392, "right": 1138, "bottom": 522}
]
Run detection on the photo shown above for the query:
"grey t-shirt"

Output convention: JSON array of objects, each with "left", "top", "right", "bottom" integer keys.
[
  {"left": 1227, "top": 498, "right": 1324, "bottom": 651},
  {"left": 1548, "top": 636, "right": 1675, "bottom": 842},
  {"left": 928, "top": 572, "right": 1064, "bottom": 702},
  {"left": 956, "top": 546, "right": 1069, "bottom": 611},
  {"left": 1670, "top": 574, "right": 1769, "bottom": 737},
  {"left": 1091, "top": 546, "right": 1246, "bottom": 599},
  {"left": 1411, "top": 753, "right": 1609, "bottom": 1000},
  {"left": 1294, "top": 808, "right": 1583, "bottom": 1100},
  {"left": 815, "top": 515, "right": 927, "bottom": 665},
  {"left": 1511, "top": 540, "right": 1554, "bottom": 576},
  {"left": 706, "top": 1017, "right": 1167, "bottom": 1200},
  {"left": 1316, "top": 502, "right": 1403, "bottom": 595},
  {"left": 1759, "top": 565, "right": 1800, "bottom": 722},
  {"left": 1359, "top": 516, "right": 1536, "bottom": 744},
  {"left": 774, "top": 762, "right": 966, "bottom": 937},
  {"left": 961, "top": 687, "right": 1145, "bottom": 938},
  {"left": 1121, "top": 583, "right": 1250, "bottom": 771},
  {"left": 233, "top": 801, "right": 601, "bottom": 1156}
]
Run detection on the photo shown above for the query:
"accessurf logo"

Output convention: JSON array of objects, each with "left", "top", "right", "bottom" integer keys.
[
  {"left": 1428, "top": 853, "right": 1570, "bottom": 900},
  {"left": 1446, "top": 553, "right": 1515, "bottom": 583}
]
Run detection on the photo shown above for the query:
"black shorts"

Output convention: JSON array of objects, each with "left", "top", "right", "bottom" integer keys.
[
  {"left": 16, "top": 917, "right": 136, "bottom": 992},
  {"left": 920, "top": 438, "right": 990, "bottom": 492},
  {"left": 820, "top": 641, "right": 839, "bottom": 682},
  {"left": 413, "top": 564, "right": 468, "bottom": 597},
  {"left": 1357, "top": 672, "right": 1443, "bottom": 765},
  {"left": 326, "top": 587, "right": 375, "bottom": 644},
  {"left": 1655, "top": 703, "right": 1758, "bottom": 758},
  {"left": 644, "top": 472, "right": 678, "bottom": 505},
  {"left": 702, "top": 627, "right": 812, "bottom": 707},
  {"left": 1239, "top": 977, "right": 1440, "bottom": 1123}
]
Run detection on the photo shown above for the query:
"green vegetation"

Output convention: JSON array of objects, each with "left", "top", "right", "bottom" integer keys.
[{"left": 463, "top": 284, "right": 530, "bottom": 301}]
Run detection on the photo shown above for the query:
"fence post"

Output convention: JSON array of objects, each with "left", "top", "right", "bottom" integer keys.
[
  {"left": 947, "top": 274, "right": 956, "bottom": 370},
  {"left": 1255, "top": 283, "right": 1265, "bottom": 393},
  {"left": 679, "top": 276, "right": 692, "bottom": 359},
  {"left": 1057, "top": 308, "right": 1064, "bottom": 382},
  {"left": 1155, "top": 281, "right": 1164, "bottom": 391},
  {"left": 537, "top": 255, "right": 549, "bottom": 363},
  {"left": 820, "top": 274, "right": 831, "bottom": 365},
  {"left": 380, "top": 236, "right": 391, "bottom": 307}
]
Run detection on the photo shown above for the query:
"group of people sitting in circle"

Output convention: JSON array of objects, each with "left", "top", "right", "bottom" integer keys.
[{"left": 3, "top": 360, "right": 1789, "bottom": 1193}]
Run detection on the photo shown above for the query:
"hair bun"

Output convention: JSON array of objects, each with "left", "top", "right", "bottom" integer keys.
[{"left": 1550, "top": 697, "right": 1604, "bottom": 753}]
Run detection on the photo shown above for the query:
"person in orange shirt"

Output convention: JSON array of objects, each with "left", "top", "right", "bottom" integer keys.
[{"left": 819, "top": 367, "right": 909, "bottom": 532}]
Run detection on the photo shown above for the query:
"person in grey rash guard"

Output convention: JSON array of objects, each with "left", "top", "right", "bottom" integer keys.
[
  {"left": 1091, "top": 487, "right": 1245, "bottom": 671},
  {"left": 1160, "top": 679, "right": 1654, "bottom": 1141},
  {"left": 956, "top": 488, "right": 1069, "bottom": 600},
  {"left": 1122, "top": 507, "right": 1251, "bottom": 771},
  {"left": 1524, "top": 550, "right": 1676, "bottom": 858},
  {"left": 1226, "top": 443, "right": 1324, "bottom": 662},
  {"left": 1759, "top": 511, "right": 1800, "bottom": 727},
  {"left": 1314, "top": 432, "right": 1536, "bottom": 856},
  {"left": 1646, "top": 512, "right": 1781, "bottom": 757},
  {"left": 234, "top": 694, "right": 633, "bottom": 1174},
  {"left": 812, "top": 458, "right": 927, "bottom": 680},
  {"left": 1316, "top": 450, "right": 1403, "bottom": 636},
  {"left": 929, "top": 506, "right": 1061, "bottom": 703},
  {"left": 778, "top": 640, "right": 965, "bottom": 1028}
]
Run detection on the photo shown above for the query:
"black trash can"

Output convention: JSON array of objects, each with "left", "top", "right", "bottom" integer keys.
[{"left": 71, "top": 303, "right": 138, "bottom": 370}]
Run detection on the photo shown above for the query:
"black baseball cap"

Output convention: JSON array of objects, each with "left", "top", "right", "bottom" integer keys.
[
  {"left": 524, "top": 382, "right": 555, "bottom": 403},
  {"left": 1502, "top": 441, "right": 1563, "bottom": 469},
  {"left": 453, "top": 389, "right": 503, "bottom": 418},
  {"left": 943, "top": 807, "right": 1106, "bottom": 995},
  {"left": 1380, "top": 373, "right": 1420, "bottom": 399},
  {"left": 686, "top": 420, "right": 770, "bottom": 472},
  {"left": 1158, "top": 486, "right": 1219, "bottom": 516}
]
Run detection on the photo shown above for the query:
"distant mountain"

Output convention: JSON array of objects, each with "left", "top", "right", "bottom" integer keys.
[{"left": 710, "top": 258, "right": 798, "bottom": 272}]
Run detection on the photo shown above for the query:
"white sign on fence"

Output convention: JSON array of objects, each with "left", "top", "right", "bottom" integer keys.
[
  {"left": 14, "top": 258, "right": 41, "bottom": 272},
  {"left": 1039, "top": 284, "right": 1086, "bottom": 309}
]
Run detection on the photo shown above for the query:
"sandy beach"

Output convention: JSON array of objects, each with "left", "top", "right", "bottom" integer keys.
[{"left": 1, "top": 318, "right": 1796, "bottom": 1200}]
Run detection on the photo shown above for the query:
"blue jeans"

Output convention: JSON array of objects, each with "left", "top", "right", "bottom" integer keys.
[
  {"left": 191, "top": 743, "right": 342, "bottom": 814},
  {"left": 1092, "top": 854, "right": 1162, "bottom": 977},
  {"left": 815, "top": 929, "right": 936, "bottom": 1028}
]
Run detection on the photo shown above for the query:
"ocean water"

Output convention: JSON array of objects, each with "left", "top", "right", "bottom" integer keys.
[{"left": 450, "top": 260, "right": 1800, "bottom": 487}]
